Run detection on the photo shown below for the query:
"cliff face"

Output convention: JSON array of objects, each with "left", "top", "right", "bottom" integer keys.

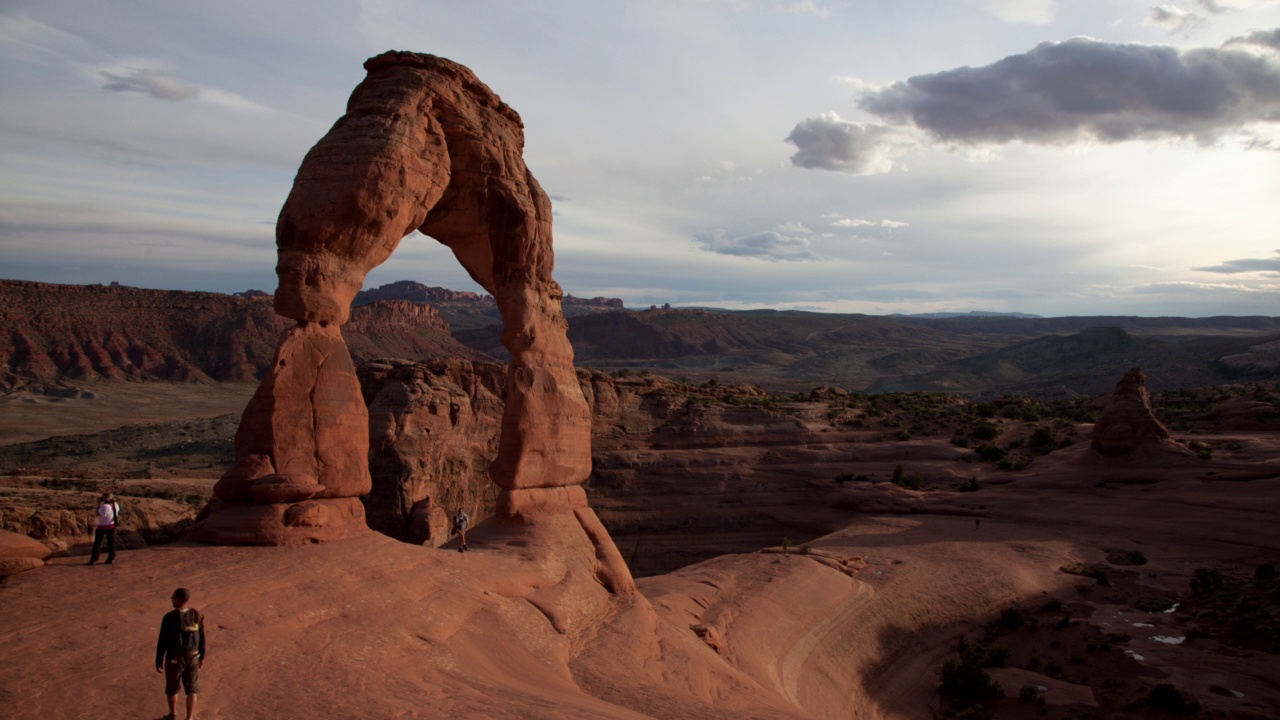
[
  {"left": 359, "top": 361, "right": 889, "bottom": 573},
  {"left": 0, "top": 280, "right": 287, "bottom": 386},
  {"left": 0, "top": 281, "right": 488, "bottom": 387}
]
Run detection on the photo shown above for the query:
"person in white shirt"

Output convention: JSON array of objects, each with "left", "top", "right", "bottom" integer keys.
[{"left": 88, "top": 492, "right": 121, "bottom": 565}]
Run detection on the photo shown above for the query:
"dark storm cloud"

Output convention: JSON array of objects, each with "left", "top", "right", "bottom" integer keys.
[
  {"left": 1195, "top": 251, "right": 1280, "bottom": 273},
  {"left": 1225, "top": 27, "right": 1280, "bottom": 51},
  {"left": 856, "top": 36, "right": 1280, "bottom": 145},
  {"left": 694, "top": 230, "right": 822, "bottom": 261},
  {"left": 784, "top": 113, "right": 905, "bottom": 174},
  {"left": 100, "top": 69, "right": 201, "bottom": 101}
]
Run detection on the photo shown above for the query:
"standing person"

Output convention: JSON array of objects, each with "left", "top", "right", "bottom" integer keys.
[
  {"left": 453, "top": 507, "right": 470, "bottom": 552},
  {"left": 87, "top": 492, "right": 120, "bottom": 565},
  {"left": 156, "top": 587, "right": 206, "bottom": 720}
]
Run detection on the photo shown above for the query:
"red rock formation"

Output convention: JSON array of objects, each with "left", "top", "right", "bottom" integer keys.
[
  {"left": 191, "top": 50, "right": 634, "bottom": 592},
  {"left": 0, "top": 530, "right": 52, "bottom": 579},
  {"left": 1090, "top": 367, "right": 1174, "bottom": 456}
]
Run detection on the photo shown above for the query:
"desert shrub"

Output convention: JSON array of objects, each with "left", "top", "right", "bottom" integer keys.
[
  {"left": 1191, "top": 568, "right": 1223, "bottom": 593},
  {"left": 1029, "top": 426, "right": 1055, "bottom": 452},
  {"left": 998, "top": 608, "right": 1026, "bottom": 631},
  {"left": 984, "top": 646, "right": 1010, "bottom": 667},
  {"left": 891, "top": 464, "right": 923, "bottom": 490},
  {"left": 896, "top": 430, "right": 912, "bottom": 441},
  {"left": 975, "top": 444, "right": 1006, "bottom": 462},
  {"left": 974, "top": 403, "right": 998, "bottom": 419},
  {"left": 1018, "top": 685, "right": 1044, "bottom": 703},
  {"left": 1041, "top": 599, "right": 1063, "bottom": 612},
  {"left": 939, "top": 657, "right": 1003, "bottom": 705},
  {"left": 998, "top": 454, "right": 1031, "bottom": 471},
  {"left": 971, "top": 422, "right": 1000, "bottom": 441},
  {"left": 951, "top": 436, "right": 970, "bottom": 448},
  {"left": 1149, "top": 684, "right": 1199, "bottom": 714},
  {"left": 1000, "top": 404, "right": 1021, "bottom": 419},
  {"left": 958, "top": 477, "right": 980, "bottom": 493},
  {"left": 613, "top": 368, "right": 631, "bottom": 378}
]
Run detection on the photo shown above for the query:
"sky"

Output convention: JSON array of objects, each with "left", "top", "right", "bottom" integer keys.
[{"left": 1, "top": 0, "right": 1278, "bottom": 318}]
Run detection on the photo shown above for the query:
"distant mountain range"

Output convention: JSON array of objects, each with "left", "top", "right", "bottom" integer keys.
[{"left": 4, "top": 279, "right": 1279, "bottom": 397}]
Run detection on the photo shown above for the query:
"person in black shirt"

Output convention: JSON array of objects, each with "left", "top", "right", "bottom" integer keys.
[{"left": 155, "top": 587, "right": 206, "bottom": 720}]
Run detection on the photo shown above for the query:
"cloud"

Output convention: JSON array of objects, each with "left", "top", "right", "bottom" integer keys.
[
  {"left": 775, "top": 0, "right": 828, "bottom": 16},
  {"left": 694, "top": 229, "right": 822, "bottom": 261},
  {"left": 1194, "top": 250, "right": 1280, "bottom": 273},
  {"left": 978, "top": 0, "right": 1057, "bottom": 24},
  {"left": 1147, "top": 5, "right": 1204, "bottom": 32},
  {"left": 1225, "top": 27, "right": 1280, "bottom": 51},
  {"left": 99, "top": 68, "right": 200, "bottom": 101},
  {"left": 785, "top": 112, "right": 913, "bottom": 174},
  {"left": 830, "top": 217, "right": 909, "bottom": 228},
  {"left": 856, "top": 37, "right": 1280, "bottom": 146}
]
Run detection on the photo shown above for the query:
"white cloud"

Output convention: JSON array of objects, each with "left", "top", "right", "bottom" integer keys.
[
  {"left": 694, "top": 229, "right": 822, "bottom": 261},
  {"left": 775, "top": 0, "right": 828, "bottom": 16},
  {"left": 100, "top": 68, "right": 200, "bottom": 101},
  {"left": 785, "top": 112, "right": 914, "bottom": 175},
  {"left": 979, "top": 0, "right": 1057, "bottom": 25},
  {"left": 830, "top": 217, "right": 908, "bottom": 229},
  {"left": 1147, "top": 5, "right": 1204, "bottom": 33}
]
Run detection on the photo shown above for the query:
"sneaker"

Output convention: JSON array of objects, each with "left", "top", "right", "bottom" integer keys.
[{"left": 458, "top": 547, "right": 464, "bottom": 553}]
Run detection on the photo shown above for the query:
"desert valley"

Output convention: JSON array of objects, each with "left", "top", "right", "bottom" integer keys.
[{"left": 1, "top": 39, "right": 1279, "bottom": 720}]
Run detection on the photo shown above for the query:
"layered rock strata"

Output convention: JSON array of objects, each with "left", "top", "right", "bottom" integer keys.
[{"left": 189, "top": 50, "right": 634, "bottom": 592}]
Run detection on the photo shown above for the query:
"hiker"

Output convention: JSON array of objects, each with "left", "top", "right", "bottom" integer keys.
[
  {"left": 453, "top": 507, "right": 470, "bottom": 552},
  {"left": 156, "top": 587, "right": 206, "bottom": 720},
  {"left": 88, "top": 492, "right": 121, "bottom": 565}
]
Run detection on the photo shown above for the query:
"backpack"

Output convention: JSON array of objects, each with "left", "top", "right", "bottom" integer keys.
[{"left": 173, "top": 608, "right": 202, "bottom": 658}]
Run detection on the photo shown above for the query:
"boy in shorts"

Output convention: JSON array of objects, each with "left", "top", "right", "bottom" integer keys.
[{"left": 155, "top": 587, "right": 206, "bottom": 720}]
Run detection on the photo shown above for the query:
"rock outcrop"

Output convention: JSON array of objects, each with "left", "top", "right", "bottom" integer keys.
[
  {"left": 189, "top": 50, "right": 635, "bottom": 593},
  {"left": 0, "top": 529, "right": 52, "bottom": 579},
  {"left": 1090, "top": 367, "right": 1176, "bottom": 456},
  {"left": 359, "top": 358, "right": 506, "bottom": 545}
]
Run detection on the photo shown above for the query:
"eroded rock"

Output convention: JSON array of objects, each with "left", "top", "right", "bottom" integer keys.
[{"left": 189, "top": 51, "right": 633, "bottom": 590}]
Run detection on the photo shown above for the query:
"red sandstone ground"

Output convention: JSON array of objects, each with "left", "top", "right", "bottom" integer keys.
[{"left": 2, "top": 397, "right": 1278, "bottom": 718}]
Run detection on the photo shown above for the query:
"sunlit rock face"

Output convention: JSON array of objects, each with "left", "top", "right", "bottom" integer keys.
[{"left": 189, "top": 52, "right": 632, "bottom": 592}]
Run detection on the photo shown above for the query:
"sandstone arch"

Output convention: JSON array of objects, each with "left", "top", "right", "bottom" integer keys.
[{"left": 188, "top": 52, "right": 632, "bottom": 592}]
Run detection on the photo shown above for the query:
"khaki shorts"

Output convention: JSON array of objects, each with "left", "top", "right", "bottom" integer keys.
[{"left": 164, "top": 654, "right": 200, "bottom": 695}]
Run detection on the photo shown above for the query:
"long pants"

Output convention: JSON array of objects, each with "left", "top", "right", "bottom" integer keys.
[{"left": 90, "top": 527, "right": 115, "bottom": 563}]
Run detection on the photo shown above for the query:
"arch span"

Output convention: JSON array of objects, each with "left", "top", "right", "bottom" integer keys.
[{"left": 188, "top": 52, "right": 633, "bottom": 592}]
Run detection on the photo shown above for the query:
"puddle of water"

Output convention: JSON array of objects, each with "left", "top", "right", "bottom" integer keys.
[
  {"left": 1152, "top": 635, "right": 1185, "bottom": 645},
  {"left": 1126, "top": 650, "right": 1145, "bottom": 661},
  {"left": 1162, "top": 603, "right": 1180, "bottom": 614},
  {"left": 1132, "top": 622, "right": 1154, "bottom": 627}
]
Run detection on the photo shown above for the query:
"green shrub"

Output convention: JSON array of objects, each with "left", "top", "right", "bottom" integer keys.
[
  {"left": 971, "top": 422, "right": 1000, "bottom": 441},
  {"left": 939, "top": 657, "right": 1003, "bottom": 705},
  {"left": 958, "top": 477, "right": 980, "bottom": 492}
]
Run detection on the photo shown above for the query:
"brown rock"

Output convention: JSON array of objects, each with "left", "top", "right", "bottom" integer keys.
[
  {"left": 191, "top": 50, "right": 628, "bottom": 588},
  {"left": 250, "top": 473, "right": 325, "bottom": 504},
  {"left": 1090, "top": 368, "right": 1173, "bottom": 456},
  {"left": 0, "top": 530, "right": 52, "bottom": 579},
  {"left": 0, "top": 530, "right": 52, "bottom": 561}
]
